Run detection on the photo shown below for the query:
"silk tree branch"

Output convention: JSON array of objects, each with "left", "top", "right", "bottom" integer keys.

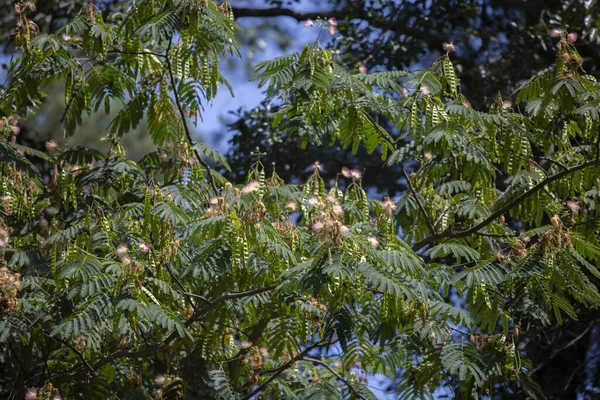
[
  {"left": 183, "top": 285, "right": 275, "bottom": 327},
  {"left": 304, "top": 357, "right": 368, "bottom": 400},
  {"left": 242, "top": 339, "right": 337, "bottom": 400},
  {"left": 231, "top": 7, "right": 445, "bottom": 48},
  {"left": 165, "top": 40, "right": 220, "bottom": 196},
  {"left": 412, "top": 158, "right": 600, "bottom": 252},
  {"left": 232, "top": 7, "right": 340, "bottom": 21},
  {"left": 86, "top": 286, "right": 275, "bottom": 373},
  {"left": 403, "top": 166, "right": 437, "bottom": 236}
]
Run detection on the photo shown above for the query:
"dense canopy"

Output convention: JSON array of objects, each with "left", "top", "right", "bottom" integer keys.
[{"left": 1, "top": 1, "right": 600, "bottom": 399}]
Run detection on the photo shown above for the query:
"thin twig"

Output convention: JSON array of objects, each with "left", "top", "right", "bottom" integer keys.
[
  {"left": 475, "top": 231, "right": 519, "bottom": 238},
  {"left": 402, "top": 166, "right": 437, "bottom": 236},
  {"left": 573, "top": 215, "right": 600, "bottom": 228},
  {"left": 304, "top": 357, "right": 368, "bottom": 400},
  {"left": 164, "top": 39, "right": 220, "bottom": 196},
  {"left": 531, "top": 322, "right": 595, "bottom": 374},
  {"left": 107, "top": 47, "right": 165, "bottom": 58},
  {"left": 154, "top": 246, "right": 199, "bottom": 312}
]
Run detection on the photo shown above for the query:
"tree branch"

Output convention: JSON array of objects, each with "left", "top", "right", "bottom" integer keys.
[
  {"left": 231, "top": 7, "right": 446, "bottom": 48},
  {"left": 232, "top": 7, "right": 340, "bottom": 21},
  {"left": 412, "top": 159, "right": 600, "bottom": 251},
  {"left": 40, "top": 329, "right": 94, "bottom": 375},
  {"left": 242, "top": 340, "right": 335, "bottom": 400},
  {"left": 304, "top": 357, "right": 368, "bottom": 400},
  {"left": 535, "top": 156, "right": 568, "bottom": 172},
  {"left": 84, "top": 286, "right": 275, "bottom": 375},
  {"left": 165, "top": 40, "right": 220, "bottom": 196},
  {"left": 183, "top": 285, "right": 275, "bottom": 327},
  {"left": 403, "top": 166, "right": 437, "bottom": 236}
]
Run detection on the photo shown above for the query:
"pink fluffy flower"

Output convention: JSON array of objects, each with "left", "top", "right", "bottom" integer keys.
[
  {"left": 116, "top": 243, "right": 128, "bottom": 256},
  {"left": 139, "top": 242, "right": 150, "bottom": 253},
  {"left": 332, "top": 204, "right": 344, "bottom": 216},
  {"left": 307, "top": 197, "right": 319, "bottom": 207},
  {"left": 45, "top": 139, "right": 58, "bottom": 150},
  {"left": 567, "top": 200, "right": 581, "bottom": 213},
  {"left": 286, "top": 201, "right": 298, "bottom": 211},
  {"left": 549, "top": 28, "right": 564, "bottom": 38},
  {"left": 312, "top": 221, "right": 324, "bottom": 232},
  {"left": 241, "top": 180, "right": 260, "bottom": 194},
  {"left": 442, "top": 42, "right": 456, "bottom": 53},
  {"left": 368, "top": 236, "right": 379, "bottom": 248},
  {"left": 342, "top": 167, "right": 362, "bottom": 180},
  {"left": 350, "top": 169, "right": 362, "bottom": 180},
  {"left": 25, "top": 388, "right": 38, "bottom": 400}
]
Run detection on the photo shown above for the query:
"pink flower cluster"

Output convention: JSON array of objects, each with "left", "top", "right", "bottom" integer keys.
[
  {"left": 307, "top": 193, "right": 349, "bottom": 239},
  {"left": 549, "top": 28, "right": 578, "bottom": 43},
  {"left": 304, "top": 17, "right": 338, "bottom": 36},
  {"left": 342, "top": 167, "right": 362, "bottom": 181}
]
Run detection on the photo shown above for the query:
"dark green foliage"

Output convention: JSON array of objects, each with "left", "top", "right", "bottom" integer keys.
[{"left": 1, "top": 2, "right": 600, "bottom": 400}]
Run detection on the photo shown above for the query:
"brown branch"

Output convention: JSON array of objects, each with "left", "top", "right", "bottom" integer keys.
[
  {"left": 107, "top": 49, "right": 165, "bottom": 58},
  {"left": 232, "top": 7, "right": 339, "bottom": 21},
  {"left": 39, "top": 329, "right": 94, "bottom": 374},
  {"left": 165, "top": 40, "right": 220, "bottom": 196},
  {"left": 403, "top": 166, "right": 437, "bottom": 236},
  {"left": 535, "top": 156, "right": 568, "bottom": 172},
  {"left": 412, "top": 158, "right": 600, "bottom": 252},
  {"left": 304, "top": 357, "right": 368, "bottom": 400},
  {"left": 532, "top": 322, "right": 596, "bottom": 374},
  {"left": 573, "top": 215, "right": 600, "bottom": 228},
  {"left": 231, "top": 7, "right": 446, "bottom": 48},
  {"left": 227, "top": 316, "right": 273, "bottom": 383},
  {"left": 183, "top": 285, "right": 275, "bottom": 326},
  {"left": 242, "top": 340, "right": 335, "bottom": 400}
]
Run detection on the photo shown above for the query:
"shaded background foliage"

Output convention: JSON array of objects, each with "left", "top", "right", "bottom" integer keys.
[{"left": 2, "top": 0, "right": 600, "bottom": 398}]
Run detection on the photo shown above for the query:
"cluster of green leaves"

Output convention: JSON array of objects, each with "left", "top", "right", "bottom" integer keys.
[
  {"left": 1, "top": 1, "right": 600, "bottom": 399},
  {"left": 3, "top": 0, "right": 238, "bottom": 145}
]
